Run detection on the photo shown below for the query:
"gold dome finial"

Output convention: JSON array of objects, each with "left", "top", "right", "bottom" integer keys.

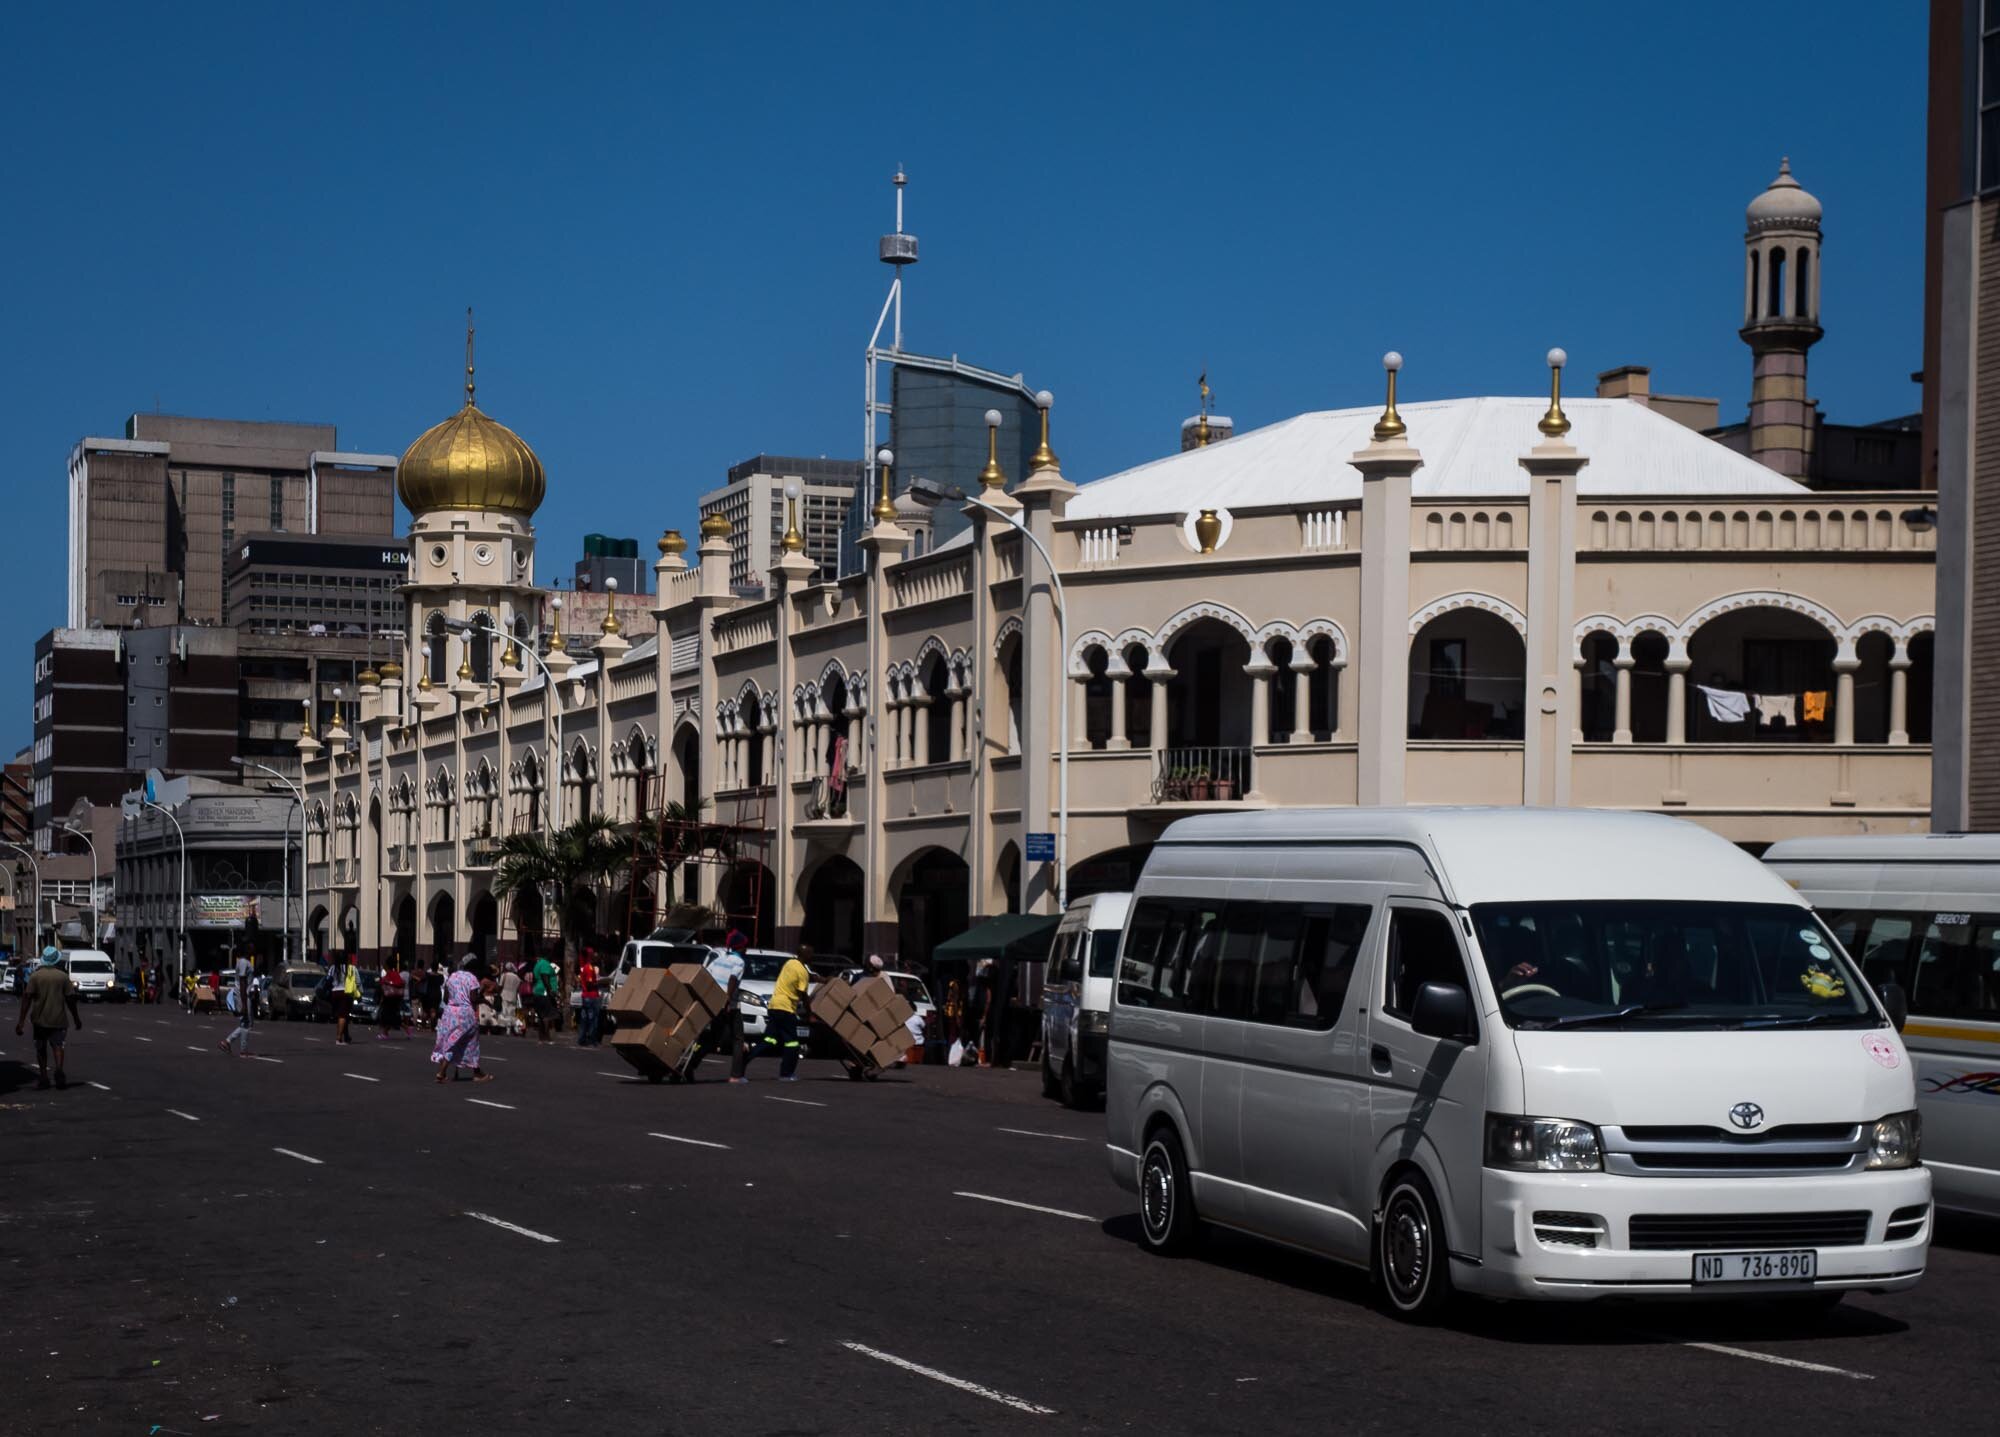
[
  {"left": 1195, "top": 374, "right": 1212, "bottom": 447},
  {"left": 1372, "top": 351, "right": 1407, "bottom": 442},
  {"left": 548, "top": 598, "right": 567, "bottom": 654},
  {"left": 396, "top": 316, "right": 547, "bottom": 516},
  {"left": 873, "top": 448, "right": 897, "bottom": 523},
  {"left": 1029, "top": 391, "right": 1059, "bottom": 471},
  {"left": 299, "top": 698, "right": 314, "bottom": 740},
  {"left": 698, "top": 511, "right": 732, "bottom": 540},
  {"left": 601, "top": 607, "right": 622, "bottom": 636},
  {"left": 780, "top": 489, "right": 805, "bottom": 552},
  {"left": 979, "top": 410, "right": 1007, "bottom": 491},
  {"left": 1537, "top": 347, "right": 1571, "bottom": 438},
  {"left": 456, "top": 651, "right": 473, "bottom": 682},
  {"left": 501, "top": 636, "right": 521, "bottom": 670},
  {"left": 417, "top": 663, "right": 432, "bottom": 692},
  {"left": 659, "top": 528, "right": 687, "bottom": 557},
  {"left": 464, "top": 307, "right": 476, "bottom": 407},
  {"left": 379, "top": 659, "right": 403, "bottom": 681},
  {"left": 358, "top": 663, "right": 381, "bottom": 687}
]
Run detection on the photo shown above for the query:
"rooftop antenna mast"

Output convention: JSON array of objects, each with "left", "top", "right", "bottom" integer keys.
[{"left": 863, "top": 168, "right": 919, "bottom": 555}]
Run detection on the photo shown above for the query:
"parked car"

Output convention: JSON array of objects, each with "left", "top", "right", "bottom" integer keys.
[
  {"left": 1108, "top": 807, "right": 1929, "bottom": 1320},
  {"left": 1040, "top": 892, "right": 1129, "bottom": 1108},
  {"left": 268, "top": 965, "right": 328, "bottom": 1020},
  {"left": 316, "top": 970, "right": 382, "bottom": 1025},
  {"left": 60, "top": 949, "right": 119, "bottom": 1002}
]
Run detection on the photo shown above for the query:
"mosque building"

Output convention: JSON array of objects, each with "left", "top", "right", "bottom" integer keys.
[{"left": 299, "top": 165, "right": 1938, "bottom": 985}]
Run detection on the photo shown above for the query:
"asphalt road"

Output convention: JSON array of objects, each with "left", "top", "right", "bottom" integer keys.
[{"left": 5, "top": 1004, "right": 1999, "bottom": 1435}]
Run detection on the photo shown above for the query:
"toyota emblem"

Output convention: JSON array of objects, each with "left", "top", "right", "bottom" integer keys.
[{"left": 1728, "top": 1101, "right": 1765, "bottom": 1131}]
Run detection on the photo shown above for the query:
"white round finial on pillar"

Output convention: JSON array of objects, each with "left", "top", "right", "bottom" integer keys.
[
  {"left": 876, "top": 448, "right": 894, "bottom": 468},
  {"left": 1035, "top": 390, "right": 1053, "bottom": 410},
  {"left": 984, "top": 408, "right": 1002, "bottom": 428},
  {"left": 1547, "top": 347, "right": 1567, "bottom": 370},
  {"left": 1383, "top": 351, "right": 1403, "bottom": 373}
]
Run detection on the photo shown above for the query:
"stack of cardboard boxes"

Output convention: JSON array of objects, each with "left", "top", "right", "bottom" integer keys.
[
  {"left": 607, "top": 964, "right": 725, "bottom": 1080},
  {"left": 810, "top": 974, "right": 918, "bottom": 1070}
]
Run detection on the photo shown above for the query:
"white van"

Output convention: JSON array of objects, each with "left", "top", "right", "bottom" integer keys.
[
  {"left": 1040, "top": 892, "right": 1129, "bottom": 1107},
  {"left": 1764, "top": 832, "right": 2000, "bottom": 1218},
  {"left": 1107, "top": 808, "right": 1930, "bottom": 1320},
  {"left": 61, "top": 949, "right": 119, "bottom": 1001}
]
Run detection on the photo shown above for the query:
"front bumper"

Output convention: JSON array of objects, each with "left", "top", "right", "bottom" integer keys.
[{"left": 1470, "top": 1166, "right": 1932, "bottom": 1301}]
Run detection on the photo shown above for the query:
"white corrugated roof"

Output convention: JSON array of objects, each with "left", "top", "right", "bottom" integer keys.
[{"left": 1066, "top": 396, "right": 1804, "bottom": 520}]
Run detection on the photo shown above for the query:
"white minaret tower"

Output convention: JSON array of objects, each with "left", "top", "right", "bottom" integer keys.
[
  {"left": 1740, "top": 158, "right": 1824, "bottom": 479},
  {"left": 862, "top": 169, "right": 920, "bottom": 555}
]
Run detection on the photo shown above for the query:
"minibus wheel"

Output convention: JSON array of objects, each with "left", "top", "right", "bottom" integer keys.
[
  {"left": 1375, "top": 1172, "right": 1452, "bottom": 1321},
  {"left": 1139, "top": 1127, "right": 1197, "bottom": 1255}
]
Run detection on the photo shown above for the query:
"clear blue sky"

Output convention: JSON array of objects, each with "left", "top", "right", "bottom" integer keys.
[{"left": 0, "top": 3, "right": 1927, "bottom": 750}]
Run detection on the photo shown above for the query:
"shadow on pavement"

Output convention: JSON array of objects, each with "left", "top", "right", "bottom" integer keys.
[
  {"left": 1098, "top": 1211, "right": 1909, "bottom": 1348},
  {"left": 1934, "top": 1210, "right": 2000, "bottom": 1255}
]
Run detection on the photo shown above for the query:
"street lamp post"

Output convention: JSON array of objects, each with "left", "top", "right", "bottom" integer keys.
[
  {"left": 0, "top": 840, "right": 43, "bottom": 954},
  {"left": 232, "top": 758, "right": 305, "bottom": 967},
  {"left": 142, "top": 798, "right": 187, "bottom": 990},
  {"left": 50, "top": 820, "right": 99, "bottom": 949},
  {"left": 905, "top": 475, "right": 1072, "bottom": 910}
]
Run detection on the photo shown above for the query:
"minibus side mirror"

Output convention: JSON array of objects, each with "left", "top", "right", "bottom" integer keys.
[
  {"left": 1411, "top": 982, "right": 1474, "bottom": 1043},
  {"left": 1879, "top": 982, "right": 1908, "bottom": 1033}
]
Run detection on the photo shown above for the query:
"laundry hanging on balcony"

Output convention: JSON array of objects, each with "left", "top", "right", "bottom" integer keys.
[
  {"left": 1697, "top": 685, "right": 1754, "bottom": 723},
  {"left": 1754, "top": 694, "right": 1797, "bottom": 727}
]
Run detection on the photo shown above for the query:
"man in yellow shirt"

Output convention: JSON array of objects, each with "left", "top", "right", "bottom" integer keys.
[{"left": 729, "top": 944, "right": 814, "bottom": 1084}]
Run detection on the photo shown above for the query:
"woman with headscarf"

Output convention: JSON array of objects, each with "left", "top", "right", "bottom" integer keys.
[{"left": 431, "top": 954, "right": 494, "bottom": 1084}]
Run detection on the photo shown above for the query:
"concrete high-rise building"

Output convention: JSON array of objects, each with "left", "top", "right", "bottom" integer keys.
[
  {"left": 573, "top": 534, "right": 649, "bottom": 597},
  {"left": 1925, "top": 0, "right": 1998, "bottom": 830},
  {"left": 702, "top": 456, "right": 861, "bottom": 589},
  {"left": 65, "top": 414, "right": 397, "bottom": 629}
]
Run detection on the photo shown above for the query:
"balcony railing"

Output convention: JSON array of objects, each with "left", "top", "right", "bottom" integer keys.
[
  {"left": 1151, "top": 747, "right": 1254, "bottom": 802},
  {"left": 385, "top": 843, "right": 414, "bottom": 875}
]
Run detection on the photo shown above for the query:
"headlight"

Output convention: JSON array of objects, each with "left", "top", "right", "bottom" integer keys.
[
  {"left": 1484, "top": 1114, "right": 1603, "bottom": 1172},
  {"left": 1077, "top": 1010, "right": 1109, "bottom": 1034},
  {"left": 740, "top": 991, "right": 767, "bottom": 1007},
  {"left": 1866, "top": 1110, "right": 1922, "bottom": 1169}
]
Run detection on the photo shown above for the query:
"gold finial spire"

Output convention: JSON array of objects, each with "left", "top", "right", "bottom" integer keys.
[
  {"left": 873, "top": 448, "right": 897, "bottom": 523},
  {"left": 1028, "top": 392, "right": 1059, "bottom": 471},
  {"left": 1537, "top": 347, "right": 1571, "bottom": 438},
  {"left": 464, "top": 307, "right": 476, "bottom": 408},
  {"left": 417, "top": 663, "right": 433, "bottom": 692},
  {"left": 1372, "top": 351, "right": 1407, "bottom": 442},
  {"left": 299, "top": 698, "right": 314, "bottom": 740},
  {"left": 501, "top": 635, "right": 521, "bottom": 670},
  {"left": 601, "top": 606, "right": 622, "bottom": 636},
  {"left": 456, "top": 651, "right": 473, "bottom": 682},
  {"left": 780, "top": 496, "right": 805, "bottom": 552},
  {"left": 659, "top": 528, "right": 687, "bottom": 556},
  {"left": 548, "top": 600, "right": 567, "bottom": 653},
  {"left": 1195, "top": 373, "right": 1212, "bottom": 447},
  {"left": 979, "top": 410, "right": 1007, "bottom": 490}
]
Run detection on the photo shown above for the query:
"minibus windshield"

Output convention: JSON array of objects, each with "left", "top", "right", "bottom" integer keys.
[{"left": 1469, "top": 901, "right": 1879, "bottom": 1030}]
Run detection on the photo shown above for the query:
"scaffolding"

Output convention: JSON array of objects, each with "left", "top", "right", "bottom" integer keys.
[{"left": 625, "top": 787, "right": 774, "bottom": 947}]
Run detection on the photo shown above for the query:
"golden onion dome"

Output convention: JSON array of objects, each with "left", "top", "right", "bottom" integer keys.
[{"left": 397, "top": 314, "right": 547, "bottom": 517}]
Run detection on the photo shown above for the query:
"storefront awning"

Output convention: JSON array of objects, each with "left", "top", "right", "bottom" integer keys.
[{"left": 932, "top": 913, "right": 1060, "bottom": 965}]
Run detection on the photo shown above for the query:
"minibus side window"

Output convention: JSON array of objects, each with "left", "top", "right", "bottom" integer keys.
[
  {"left": 1117, "top": 899, "right": 1213, "bottom": 1012},
  {"left": 1087, "top": 930, "right": 1120, "bottom": 979},
  {"left": 1212, "top": 905, "right": 1272, "bottom": 1020},
  {"left": 1384, "top": 907, "right": 1473, "bottom": 1024},
  {"left": 1281, "top": 905, "right": 1371, "bottom": 1030},
  {"left": 1823, "top": 911, "right": 1919, "bottom": 994},
  {"left": 1911, "top": 914, "right": 2000, "bottom": 1021}
]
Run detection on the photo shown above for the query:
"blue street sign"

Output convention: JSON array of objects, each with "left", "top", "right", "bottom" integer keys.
[{"left": 1025, "top": 831, "right": 1056, "bottom": 863}]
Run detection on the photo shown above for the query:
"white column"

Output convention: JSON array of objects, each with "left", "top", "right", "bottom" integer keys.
[
  {"left": 1612, "top": 653, "right": 1635, "bottom": 745},
  {"left": 1665, "top": 659, "right": 1689, "bottom": 745},
  {"left": 1328, "top": 659, "right": 1350, "bottom": 741},
  {"left": 1149, "top": 668, "right": 1174, "bottom": 755},
  {"left": 1108, "top": 667, "right": 1131, "bottom": 750},
  {"left": 948, "top": 689, "right": 967, "bottom": 763},
  {"left": 913, "top": 697, "right": 931, "bottom": 767},
  {"left": 1247, "top": 660, "right": 1274, "bottom": 748},
  {"left": 1289, "top": 657, "right": 1313, "bottom": 742},
  {"left": 1834, "top": 657, "right": 1860, "bottom": 746},
  {"left": 1072, "top": 676, "right": 1089, "bottom": 752},
  {"left": 1888, "top": 653, "right": 1911, "bottom": 746}
]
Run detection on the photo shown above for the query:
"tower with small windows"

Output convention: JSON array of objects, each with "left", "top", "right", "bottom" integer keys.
[
  {"left": 1740, "top": 158, "right": 1824, "bottom": 479},
  {"left": 395, "top": 314, "right": 546, "bottom": 704}
]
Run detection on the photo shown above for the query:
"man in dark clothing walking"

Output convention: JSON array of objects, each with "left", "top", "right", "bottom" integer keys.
[{"left": 16, "top": 948, "right": 82, "bottom": 1090}]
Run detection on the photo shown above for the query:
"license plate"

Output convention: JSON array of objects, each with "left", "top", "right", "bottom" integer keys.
[{"left": 1692, "top": 1250, "right": 1818, "bottom": 1284}]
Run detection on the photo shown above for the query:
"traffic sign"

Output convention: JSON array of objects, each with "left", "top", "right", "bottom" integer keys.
[{"left": 1025, "top": 831, "right": 1056, "bottom": 863}]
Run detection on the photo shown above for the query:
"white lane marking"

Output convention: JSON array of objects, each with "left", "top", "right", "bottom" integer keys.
[
  {"left": 166, "top": 1109, "right": 200, "bottom": 1122},
  {"left": 249, "top": 1055, "right": 282, "bottom": 1064},
  {"left": 765, "top": 1095, "right": 828, "bottom": 1108},
  {"left": 154, "top": 1020, "right": 169, "bottom": 1027},
  {"left": 1679, "top": 1341, "right": 1873, "bottom": 1380},
  {"left": 466, "top": 1211, "right": 559, "bottom": 1244},
  {"left": 952, "top": 1191, "right": 1094, "bottom": 1222},
  {"left": 86, "top": 1081, "right": 111, "bottom": 1091},
  {"left": 648, "top": 1131, "right": 730, "bottom": 1150},
  {"left": 343, "top": 1072, "right": 379, "bottom": 1083},
  {"left": 996, "top": 1126, "right": 1087, "bottom": 1143},
  {"left": 272, "top": 1147, "right": 324, "bottom": 1166},
  {"left": 482, "top": 1056, "right": 507, "bottom": 1062},
  {"left": 840, "top": 1341, "right": 1056, "bottom": 1416},
  {"left": 596, "top": 1070, "right": 634, "bottom": 1080},
  {"left": 186, "top": 1046, "right": 206, "bottom": 1053},
  {"left": 466, "top": 1098, "right": 515, "bottom": 1110},
  {"left": 133, "top": 1036, "right": 152, "bottom": 1043},
  {"left": 303, "top": 1037, "right": 323, "bottom": 1043}
]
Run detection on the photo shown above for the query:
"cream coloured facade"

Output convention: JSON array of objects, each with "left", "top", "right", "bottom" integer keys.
[{"left": 299, "top": 354, "right": 1939, "bottom": 972}]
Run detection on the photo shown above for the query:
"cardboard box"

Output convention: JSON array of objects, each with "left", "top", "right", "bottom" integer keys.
[
  {"left": 610, "top": 1020, "right": 683, "bottom": 1076},
  {"left": 810, "top": 977, "right": 853, "bottom": 1022},
  {"left": 607, "top": 970, "right": 670, "bottom": 1027},
  {"left": 878, "top": 994, "right": 916, "bottom": 1027},
  {"left": 865, "top": 1005, "right": 904, "bottom": 1041},
  {"left": 869, "top": 1037, "right": 906, "bottom": 1069},
  {"left": 661, "top": 963, "right": 722, "bottom": 1020},
  {"left": 847, "top": 978, "right": 888, "bottom": 1019},
  {"left": 834, "top": 1012, "right": 871, "bottom": 1052}
]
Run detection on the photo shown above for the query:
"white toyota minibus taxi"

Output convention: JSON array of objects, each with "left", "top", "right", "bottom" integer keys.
[{"left": 1106, "top": 808, "right": 1930, "bottom": 1320}]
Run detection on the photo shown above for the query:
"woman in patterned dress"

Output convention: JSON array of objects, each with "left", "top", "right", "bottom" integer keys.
[{"left": 431, "top": 955, "right": 494, "bottom": 1084}]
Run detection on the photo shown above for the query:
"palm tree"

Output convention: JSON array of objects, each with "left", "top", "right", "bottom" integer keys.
[{"left": 490, "top": 813, "right": 632, "bottom": 972}]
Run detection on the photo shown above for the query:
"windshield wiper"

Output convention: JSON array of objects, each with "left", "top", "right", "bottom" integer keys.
[
  {"left": 1518, "top": 1002, "right": 1693, "bottom": 1030},
  {"left": 1734, "top": 1011, "right": 1874, "bottom": 1030}
]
